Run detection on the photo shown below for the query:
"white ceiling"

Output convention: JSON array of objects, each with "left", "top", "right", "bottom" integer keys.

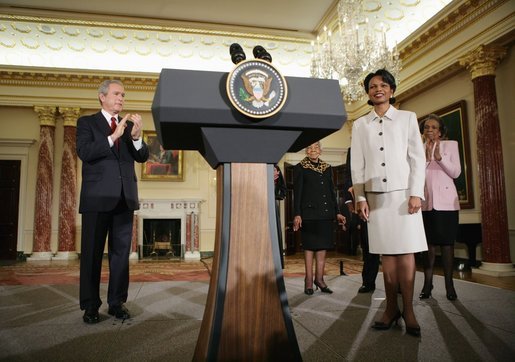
[
  {"left": 0, "top": 0, "right": 455, "bottom": 77},
  {"left": 1, "top": 0, "right": 453, "bottom": 45}
]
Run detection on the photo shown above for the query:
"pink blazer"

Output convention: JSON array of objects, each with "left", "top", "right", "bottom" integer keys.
[{"left": 422, "top": 140, "right": 461, "bottom": 211}]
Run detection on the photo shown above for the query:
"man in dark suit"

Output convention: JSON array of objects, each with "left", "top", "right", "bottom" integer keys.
[
  {"left": 77, "top": 79, "right": 149, "bottom": 324},
  {"left": 344, "top": 147, "right": 380, "bottom": 293}
]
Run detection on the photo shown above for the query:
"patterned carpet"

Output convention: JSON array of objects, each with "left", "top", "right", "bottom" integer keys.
[{"left": 0, "top": 255, "right": 363, "bottom": 285}]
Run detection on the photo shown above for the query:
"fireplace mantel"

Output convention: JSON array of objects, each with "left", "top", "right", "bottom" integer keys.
[{"left": 136, "top": 199, "right": 203, "bottom": 260}]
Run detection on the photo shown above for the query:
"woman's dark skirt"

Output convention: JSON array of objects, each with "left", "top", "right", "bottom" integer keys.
[
  {"left": 422, "top": 209, "right": 459, "bottom": 245},
  {"left": 301, "top": 219, "right": 334, "bottom": 251}
]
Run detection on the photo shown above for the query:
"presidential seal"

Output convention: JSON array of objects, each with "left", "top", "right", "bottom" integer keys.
[{"left": 226, "top": 59, "right": 288, "bottom": 119}]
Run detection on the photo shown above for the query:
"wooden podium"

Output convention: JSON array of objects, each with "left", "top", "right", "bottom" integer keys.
[{"left": 152, "top": 68, "right": 346, "bottom": 361}]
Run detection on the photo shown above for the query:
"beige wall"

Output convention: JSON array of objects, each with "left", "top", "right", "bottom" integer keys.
[
  {"left": 313, "top": 44, "right": 515, "bottom": 263},
  {"left": 1, "top": 0, "right": 513, "bottom": 262},
  {"left": 2, "top": 48, "right": 513, "bottom": 260},
  {"left": 0, "top": 105, "right": 219, "bottom": 253}
]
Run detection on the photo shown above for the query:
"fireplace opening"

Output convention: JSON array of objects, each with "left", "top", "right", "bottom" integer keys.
[{"left": 142, "top": 218, "right": 182, "bottom": 259}]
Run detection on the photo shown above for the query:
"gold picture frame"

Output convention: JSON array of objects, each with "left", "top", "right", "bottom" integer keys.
[{"left": 141, "top": 130, "right": 183, "bottom": 181}]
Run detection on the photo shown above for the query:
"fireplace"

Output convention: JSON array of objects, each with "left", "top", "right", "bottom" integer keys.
[
  {"left": 137, "top": 199, "right": 202, "bottom": 260},
  {"left": 142, "top": 218, "right": 181, "bottom": 258}
]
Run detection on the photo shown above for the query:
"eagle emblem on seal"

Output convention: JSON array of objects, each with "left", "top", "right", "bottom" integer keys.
[{"left": 240, "top": 69, "right": 277, "bottom": 108}]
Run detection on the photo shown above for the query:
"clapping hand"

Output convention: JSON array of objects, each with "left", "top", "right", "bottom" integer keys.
[
  {"left": 111, "top": 114, "right": 129, "bottom": 142},
  {"left": 129, "top": 113, "right": 143, "bottom": 140},
  {"left": 433, "top": 140, "right": 442, "bottom": 161},
  {"left": 426, "top": 139, "right": 442, "bottom": 161}
]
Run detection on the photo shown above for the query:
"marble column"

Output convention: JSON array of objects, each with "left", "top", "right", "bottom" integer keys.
[
  {"left": 459, "top": 45, "right": 515, "bottom": 276},
  {"left": 184, "top": 207, "right": 201, "bottom": 260},
  {"left": 185, "top": 213, "right": 192, "bottom": 253},
  {"left": 28, "top": 106, "right": 57, "bottom": 261},
  {"left": 130, "top": 214, "right": 139, "bottom": 260},
  {"left": 53, "top": 107, "right": 80, "bottom": 260}
]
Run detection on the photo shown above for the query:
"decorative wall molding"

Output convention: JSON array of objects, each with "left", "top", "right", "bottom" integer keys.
[
  {"left": 137, "top": 199, "right": 203, "bottom": 260},
  {"left": 0, "top": 0, "right": 513, "bottom": 116},
  {"left": 0, "top": 138, "right": 36, "bottom": 254},
  {"left": 0, "top": 138, "right": 36, "bottom": 147},
  {"left": 399, "top": 0, "right": 509, "bottom": 64},
  {"left": 0, "top": 13, "right": 312, "bottom": 42},
  {"left": 0, "top": 66, "right": 158, "bottom": 91}
]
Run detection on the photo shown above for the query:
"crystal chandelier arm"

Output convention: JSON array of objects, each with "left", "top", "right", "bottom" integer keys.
[{"left": 310, "top": 0, "right": 401, "bottom": 103}]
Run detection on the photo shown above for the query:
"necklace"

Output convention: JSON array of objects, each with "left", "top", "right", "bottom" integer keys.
[{"left": 300, "top": 157, "right": 329, "bottom": 174}]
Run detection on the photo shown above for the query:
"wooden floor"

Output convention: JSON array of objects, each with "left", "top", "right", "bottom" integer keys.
[
  {"left": 445, "top": 266, "right": 515, "bottom": 291},
  {"left": 288, "top": 252, "right": 515, "bottom": 292}
]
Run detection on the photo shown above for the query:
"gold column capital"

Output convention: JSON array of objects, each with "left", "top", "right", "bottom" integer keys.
[
  {"left": 58, "top": 107, "right": 81, "bottom": 127},
  {"left": 33, "top": 106, "right": 57, "bottom": 127},
  {"left": 459, "top": 45, "right": 507, "bottom": 80}
]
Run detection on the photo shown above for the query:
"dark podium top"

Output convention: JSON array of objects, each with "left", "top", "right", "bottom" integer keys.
[{"left": 152, "top": 68, "right": 347, "bottom": 168}]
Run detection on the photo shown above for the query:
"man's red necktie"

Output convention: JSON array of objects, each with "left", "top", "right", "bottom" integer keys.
[{"left": 110, "top": 117, "right": 119, "bottom": 150}]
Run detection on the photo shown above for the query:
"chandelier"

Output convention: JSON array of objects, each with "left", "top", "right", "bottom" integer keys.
[{"left": 310, "top": 0, "right": 402, "bottom": 103}]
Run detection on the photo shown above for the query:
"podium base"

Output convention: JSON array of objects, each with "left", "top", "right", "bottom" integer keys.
[{"left": 194, "top": 163, "right": 300, "bottom": 361}]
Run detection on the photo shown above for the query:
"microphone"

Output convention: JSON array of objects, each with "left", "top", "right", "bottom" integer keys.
[
  {"left": 229, "top": 43, "right": 246, "bottom": 64},
  {"left": 253, "top": 45, "right": 272, "bottom": 62}
]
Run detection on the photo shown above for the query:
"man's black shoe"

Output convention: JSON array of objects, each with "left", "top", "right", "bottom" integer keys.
[
  {"left": 108, "top": 304, "right": 130, "bottom": 319},
  {"left": 358, "top": 285, "right": 375, "bottom": 293},
  {"left": 83, "top": 309, "right": 100, "bottom": 324}
]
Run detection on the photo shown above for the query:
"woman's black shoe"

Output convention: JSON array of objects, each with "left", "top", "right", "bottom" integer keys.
[
  {"left": 405, "top": 325, "right": 421, "bottom": 337},
  {"left": 402, "top": 314, "right": 421, "bottom": 337},
  {"left": 419, "top": 291, "right": 431, "bottom": 299},
  {"left": 304, "top": 278, "right": 314, "bottom": 295},
  {"left": 372, "top": 310, "right": 401, "bottom": 330},
  {"left": 314, "top": 280, "right": 333, "bottom": 294},
  {"left": 419, "top": 285, "right": 433, "bottom": 299}
]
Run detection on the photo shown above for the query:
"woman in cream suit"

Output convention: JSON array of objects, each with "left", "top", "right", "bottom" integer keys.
[
  {"left": 351, "top": 69, "right": 427, "bottom": 337},
  {"left": 419, "top": 114, "right": 461, "bottom": 301}
]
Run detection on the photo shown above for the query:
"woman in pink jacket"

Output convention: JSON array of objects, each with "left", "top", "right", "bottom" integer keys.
[{"left": 419, "top": 114, "right": 461, "bottom": 301}]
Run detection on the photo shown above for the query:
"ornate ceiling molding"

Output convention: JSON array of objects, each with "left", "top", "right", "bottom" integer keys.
[
  {"left": 0, "top": 0, "right": 512, "bottom": 113},
  {"left": 0, "top": 13, "right": 311, "bottom": 44},
  {"left": 0, "top": 13, "right": 313, "bottom": 76},
  {"left": 399, "top": 0, "right": 508, "bottom": 64},
  {"left": 396, "top": 63, "right": 464, "bottom": 103},
  {"left": 0, "top": 66, "right": 158, "bottom": 91}
]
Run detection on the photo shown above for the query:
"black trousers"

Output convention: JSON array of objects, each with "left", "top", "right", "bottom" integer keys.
[
  {"left": 357, "top": 217, "right": 380, "bottom": 287},
  {"left": 275, "top": 200, "right": 284, "bottom": 269},
  {"left": 79, "top": 198, "right": 133, "bottom": 310}
]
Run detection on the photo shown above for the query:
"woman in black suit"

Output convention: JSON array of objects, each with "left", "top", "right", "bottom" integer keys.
[{"left": 293, "top": 142, "right": 346, "bottom": 295}]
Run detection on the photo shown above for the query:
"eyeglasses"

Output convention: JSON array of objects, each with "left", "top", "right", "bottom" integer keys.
[{"left": 423, "top": 125, "right": 439, "bottom": 130}]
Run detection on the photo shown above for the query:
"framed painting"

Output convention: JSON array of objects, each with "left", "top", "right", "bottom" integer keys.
[
  {"left": 419, "top": 100, "right": 474, "bottom": 209},
  {"left": 141, "top": 130, "right": 184, "bottom": 181}
]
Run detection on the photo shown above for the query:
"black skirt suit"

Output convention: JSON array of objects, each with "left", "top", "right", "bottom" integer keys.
[{"left": 293, "top": 158, "right": 340, "bottom": 251}]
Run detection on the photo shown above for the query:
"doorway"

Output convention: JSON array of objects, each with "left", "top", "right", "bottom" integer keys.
[{"left": 0, "top": 160, "right": 21, "bottom": 260}]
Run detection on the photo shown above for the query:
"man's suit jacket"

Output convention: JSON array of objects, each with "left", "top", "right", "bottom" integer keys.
[
  {"left": 77, "top": 111, "right": 149, "bottom": 213},
  {"left": 422, "top": 140, "right": 461, "bottom": 211}
]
